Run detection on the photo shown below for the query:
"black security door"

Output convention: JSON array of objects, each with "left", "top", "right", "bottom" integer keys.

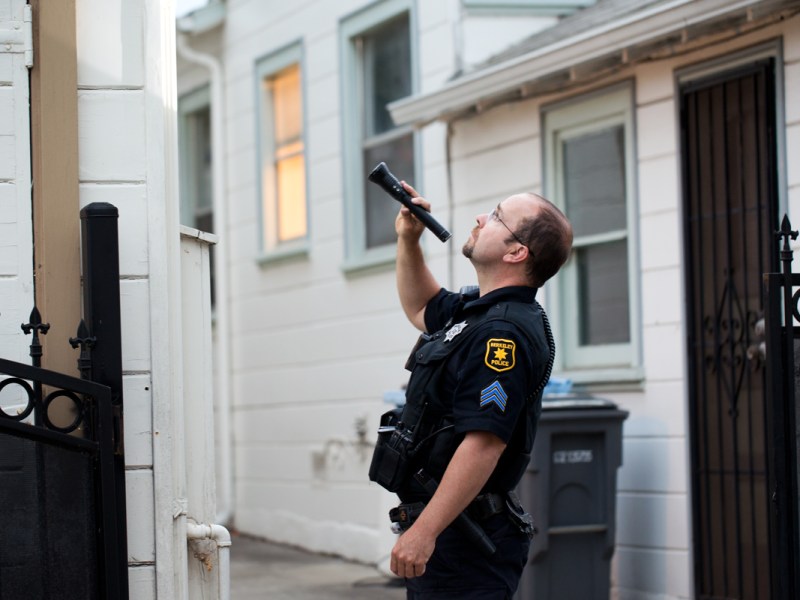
[{"left": 681, "top": 59, "right": 778, "bottom": 600}]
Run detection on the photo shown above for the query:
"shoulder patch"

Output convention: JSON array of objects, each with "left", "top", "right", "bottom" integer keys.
[
  {"left": 485, "top": 338, "right": 516, "bottom": 372},
  {"left": 480, "top": 381, "right": 508, "bottom": 412}
]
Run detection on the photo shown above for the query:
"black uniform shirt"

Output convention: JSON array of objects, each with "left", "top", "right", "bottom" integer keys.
[{"left": 423, "top": 286, "right": 543, "bottom": 449}]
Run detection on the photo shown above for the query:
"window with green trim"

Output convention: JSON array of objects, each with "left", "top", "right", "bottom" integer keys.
[
  {"left": 341, "top": 0, "right": 417, "bottom": 268},
  {"left": 178, "top": 85, "right": 216, "bottom": 304},
  {"left": 256, "top": 43, "right": 308, "bottom": 259},
  {"left": 461, "top": 0, "right": 596, "bottom": 15},
  {"left": 544, "top": 85, "right": 640, "bottom": 379},
  {"left": 179, "top": 86, "right": 213, "bottom": 235}
]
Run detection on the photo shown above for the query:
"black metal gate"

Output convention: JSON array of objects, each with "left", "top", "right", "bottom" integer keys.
[
  {"left": 681, "top": 59, "right": 778, "bottom": 599},
  {"left": 763, "top": 216, "right": 800, "bottom": 599},
  {"left": 0, "top": 203, "right": 128, "bottom": 599}
]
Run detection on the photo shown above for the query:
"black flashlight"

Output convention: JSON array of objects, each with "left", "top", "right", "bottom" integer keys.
[{"left": 367, "top": 162, "right": 451, "bottom": 242}]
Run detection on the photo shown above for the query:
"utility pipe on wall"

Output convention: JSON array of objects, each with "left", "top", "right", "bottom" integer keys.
[{"left": 186, "top": 521, "right": 232, "bottom": 600}]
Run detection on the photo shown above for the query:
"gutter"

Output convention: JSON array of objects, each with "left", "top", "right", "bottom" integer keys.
[
  {"left": 389, "top": 0, "right": 791, "bottom": 126},
  {"left": 176, "top": 16, "right": 234, "bottom": 528}
]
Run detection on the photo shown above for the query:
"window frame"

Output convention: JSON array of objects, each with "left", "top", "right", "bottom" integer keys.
[
  {"left": 178, "top": 85, "right": 213, "bottom": 233},
  {"left": 543, "top": 83, "right": 642, "bottom": 383},
  {"left": 339, "top": 0, "right": 419, "bottom": 272},
  {"left": 461, "top": 0, "right": 596, "bottom": 16},
  {"left": 254, "top": 41, "right": 310, "bottom": 264}
]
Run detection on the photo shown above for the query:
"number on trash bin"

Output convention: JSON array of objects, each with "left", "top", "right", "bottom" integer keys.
[{"left": 552, "top": 450, "right": 593, "bottom": 464}]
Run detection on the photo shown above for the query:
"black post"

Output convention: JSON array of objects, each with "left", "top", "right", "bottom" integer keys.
[{"left": 80, "top": 202, "right": 128, "bottom": 599}]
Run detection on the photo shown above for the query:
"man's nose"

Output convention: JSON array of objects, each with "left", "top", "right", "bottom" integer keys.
[{"left": 476, "top": 213, "right": 489, "bottom": 227}]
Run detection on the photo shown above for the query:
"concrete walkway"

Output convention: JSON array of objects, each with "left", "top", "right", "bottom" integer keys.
[{"left": 229, "top": 533, "right": 406, "bottom": 599}]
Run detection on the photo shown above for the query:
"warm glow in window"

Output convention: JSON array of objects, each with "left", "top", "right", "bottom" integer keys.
[
  {"left": 277, "top": 152, "right": 306, "bottom": 241},
  {"left": 262, "top": 63, "right": 306, "bottom": 248}
]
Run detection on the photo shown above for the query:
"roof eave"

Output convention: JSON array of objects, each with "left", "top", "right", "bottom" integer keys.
[{"left": 389, "top": 0, "right": 786, "bottom": 127}]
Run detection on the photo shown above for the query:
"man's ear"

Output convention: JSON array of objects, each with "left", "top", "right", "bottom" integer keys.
[{"left": 503, "top": 245, "right": 528, "bottom": 265}]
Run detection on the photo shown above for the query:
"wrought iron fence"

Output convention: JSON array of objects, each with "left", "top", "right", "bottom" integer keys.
[{"left": 764, "top": 214, "right": 800, "bottom": 599}]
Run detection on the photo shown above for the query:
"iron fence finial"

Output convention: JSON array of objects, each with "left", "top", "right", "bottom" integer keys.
[
  {"left": 777, "top": 215, "right": 799, "bottom": 261},
  {"left": 21, "top": 305, "right": 50, "bottom": 365},
  {"left": 70, "top": 319, "right": 96, "bottom": 380}
]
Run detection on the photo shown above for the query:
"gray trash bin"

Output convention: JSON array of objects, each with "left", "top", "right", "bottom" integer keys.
[{"left": 515, "top": 394, "right": 628, "bottom": 600}]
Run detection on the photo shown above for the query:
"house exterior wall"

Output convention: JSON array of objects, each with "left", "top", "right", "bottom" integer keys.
[
  {"left": 177, "top": 0, "right": 800, "bottom": 598},
  {"left": 173, "top": 0, "right": 486, "bottom": 565},
  {"left": 77, "top": 1, "right": 187, "bottom": 598},
  {"left": 204, "top": 0, "right": 592, "bottom": 564},
  {"left": 444, "top": 16, "right": 800, "bottom": 600},
  {"left": 0, "top": 1, "right": 216, "bottom": 598},
  {"left": 0, "top": 0, "right": 34, "bottom": 367}
]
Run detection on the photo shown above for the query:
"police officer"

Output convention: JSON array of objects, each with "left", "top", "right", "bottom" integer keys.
[{"left": 387, "top": 183, "right": 573, "bottom": 598}]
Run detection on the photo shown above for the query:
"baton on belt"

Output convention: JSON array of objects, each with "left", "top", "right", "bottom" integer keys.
[{"left": 413, "top": 469, "right": 496, "bottom": 557}]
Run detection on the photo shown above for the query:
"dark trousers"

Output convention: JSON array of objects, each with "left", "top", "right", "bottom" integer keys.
[{"left": 405, "top": 513, "right": 530, "bottom": 599}]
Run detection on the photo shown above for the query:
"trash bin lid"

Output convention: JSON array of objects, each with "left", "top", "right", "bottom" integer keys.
[
  {"left": 383, "top": 390, "right": 406, "bottom": 406},
  {"left": 542, "top": 393, "right": 617, "bottom": 410}
]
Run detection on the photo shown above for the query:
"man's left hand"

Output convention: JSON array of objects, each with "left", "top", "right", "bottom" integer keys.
[
  {"left": 388, "top": 431, "right": 506, "bottom": 579},
  {"left": 390, "top": 525, "right": 435, "bottom": 579}
]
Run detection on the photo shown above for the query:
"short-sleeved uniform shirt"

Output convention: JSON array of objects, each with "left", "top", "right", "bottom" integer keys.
[{"left": 401, "top": 285, "right": 548, "bottom": 497}]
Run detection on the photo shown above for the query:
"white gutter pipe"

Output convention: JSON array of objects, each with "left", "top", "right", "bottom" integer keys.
[
  {"left": 176, "top": 31, "right": 234, "bottom": 527},
  {"left": 186, "top": 521, "right": 232, "bottom": 600}
]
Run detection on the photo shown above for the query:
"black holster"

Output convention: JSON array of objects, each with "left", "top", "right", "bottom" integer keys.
[{"left": 368, "top": 408, "right": 414, "bottom": 492}]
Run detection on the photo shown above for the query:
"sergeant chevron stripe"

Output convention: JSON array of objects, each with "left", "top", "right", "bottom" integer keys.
[{"left": 480, "top": 381, "right": 508, "bottom": 412}]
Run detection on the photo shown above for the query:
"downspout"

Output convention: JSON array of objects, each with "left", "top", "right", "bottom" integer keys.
[
  {"left": 445, "top": 0, "right": 462, "bottom": 290},
  {"left": 175, "top": 31, "right": 234, "bottom": 527},
  {"left": 186, "top": 522, "right": 232, "bottom": 600},
  {"left": 445, "top": 121, "right": 455, "bottom": 290}
]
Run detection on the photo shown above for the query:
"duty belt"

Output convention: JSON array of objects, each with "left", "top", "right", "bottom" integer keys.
[
  {"left": 389, "top": 491, "right": 536, "bottom": 539},
  {"left": 389, "top": 492, "right": 506, "bottom": 533}
]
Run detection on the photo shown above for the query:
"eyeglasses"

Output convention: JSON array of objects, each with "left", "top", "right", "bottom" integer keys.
[{"left": 489, "top": 208, "right": 533, "bottom": 257}]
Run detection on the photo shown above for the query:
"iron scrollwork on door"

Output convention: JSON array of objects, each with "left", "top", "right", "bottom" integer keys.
[{"left": 701, "top": 270, "right": 764, "bottom": 418}]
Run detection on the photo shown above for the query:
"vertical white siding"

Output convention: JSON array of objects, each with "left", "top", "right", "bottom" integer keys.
[
  {"left": 0, "top": 0, "right": 34, "bottom": 367},
  {"left": 76, "top": 0, "right": 156, "bottom": 593},
  {"left": 77, "top": 1, "right": 187, "bottom": 597}
]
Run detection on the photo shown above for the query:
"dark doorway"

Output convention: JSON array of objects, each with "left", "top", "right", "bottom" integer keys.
[{"left": 680, "top": 58, "right": 779, "bottom": 600}]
